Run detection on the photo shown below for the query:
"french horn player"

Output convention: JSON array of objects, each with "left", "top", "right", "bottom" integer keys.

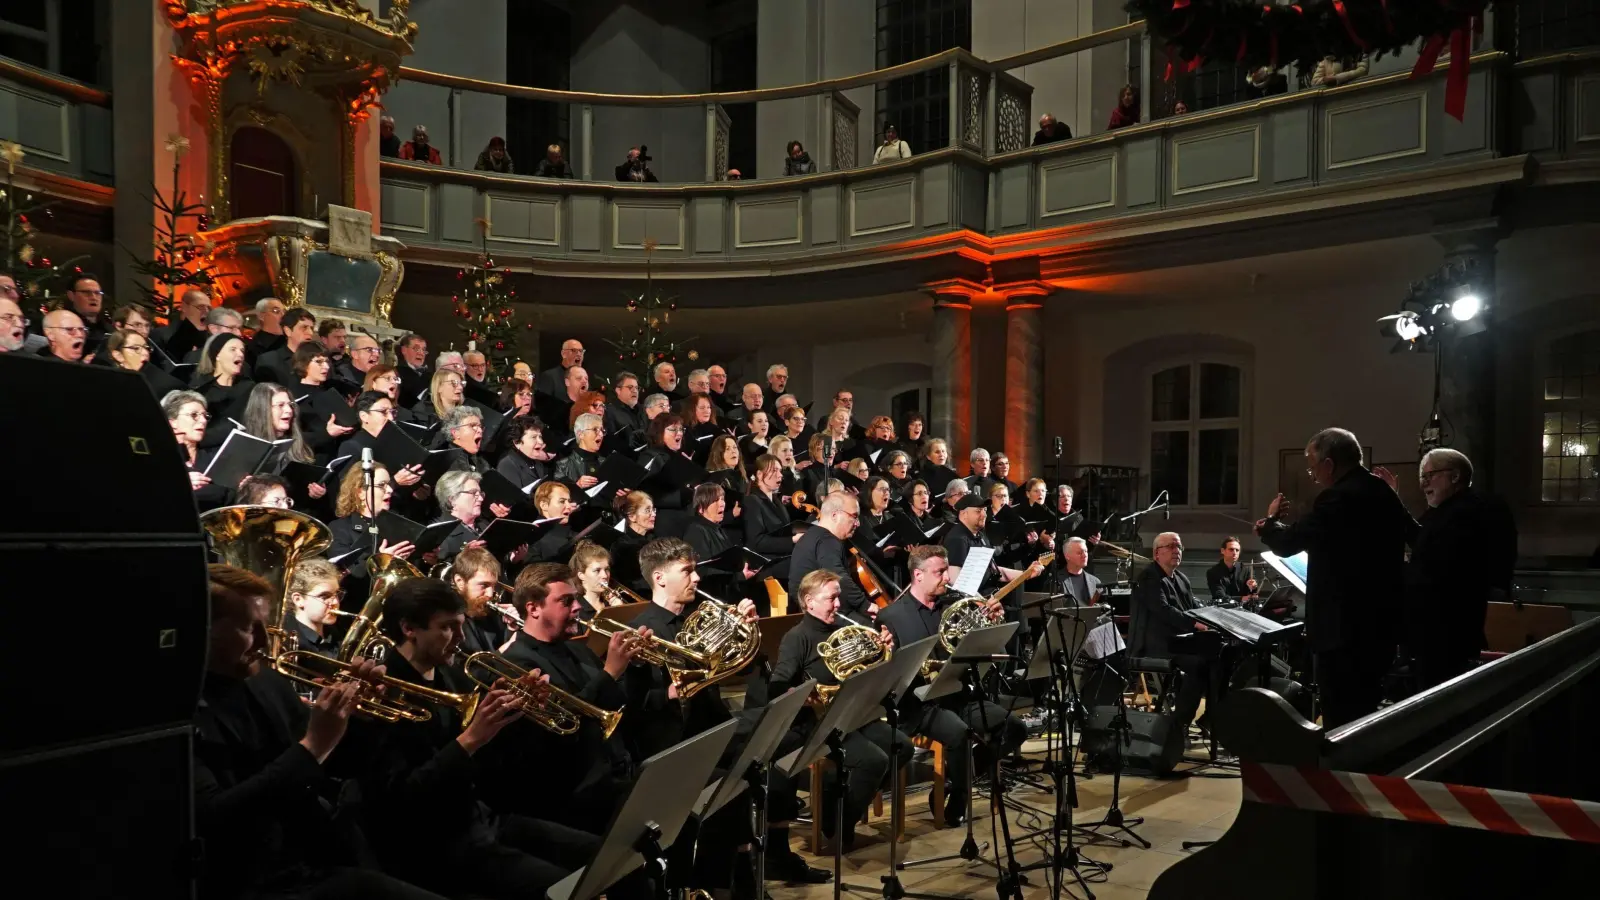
[{"left": 769, "top": 570, "right": 912, "bottom": 851}]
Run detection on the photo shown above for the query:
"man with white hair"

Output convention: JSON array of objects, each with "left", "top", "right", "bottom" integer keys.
[
  {"left": 535, "top": 339, "right": 584, "bottom": 399},
  {"left": 938, "top": 478, "right": 970, "bottom": 524},
  {"left": 652, "top": 360, "right": 683, "bottom": 402},
  {"left": 38, "top": 309, "right": 87, "bottom": 362},
  {"left": 1385, "top": 448, "right": 1516, "bottom": 689},
  {"left": 1257, "top": 427, "right": 1414, "bottom": 727},
  {"left": 642, "top": 393, "right": 670, "bottom": 421},
  {"left": 788, "top": 492, "right": 875, "bottom": 621},
  {"left": 764, "top": 364, "right": 789, "bottom": 407},
  {"left": 1050, "top": 536, "right": 1103, "bottom": 607},
  {"left": 248, "top": 297, "right": 287, "bottom": 358},
  {"left": 0, "top": 288, "right": 29, "bottom": 353},
  {"left": 435, "top": 351, "right": 466, "bottom": 376},
  {"left": 1127, "top": 531, "right": 1214, "bottom": 737},
  {"left": 966, "top": 448, "right": 996, "bottom": 495},
  {"left": 685, "top": 368, "right": 711, "bottom": 397},
  {"left": 706, "top": 364, "right": 735, "bottom": 416},
  {"left": 155, "top": 289, "right": 214, "bottom": 361},
  {"left": 728, "top": 383, "right": 763, "bottom": 425}
]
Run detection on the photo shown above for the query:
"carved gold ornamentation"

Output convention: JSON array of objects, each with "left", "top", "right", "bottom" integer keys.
[{"left": 374, "top": 251, "right": 402, "bottom": 323}]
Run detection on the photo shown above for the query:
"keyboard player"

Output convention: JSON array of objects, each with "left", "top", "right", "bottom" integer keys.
[{"left": 1127, "top": 532, "right": 1219, "bottom": 731}]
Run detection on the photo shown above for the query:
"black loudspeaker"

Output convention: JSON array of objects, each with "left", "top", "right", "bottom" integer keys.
[
  {"left": 1081, "top": 706, "right": 1186, "bottom": 776},
  {"left": 0, "top": 355, "right": 206, "bottom": 893}
]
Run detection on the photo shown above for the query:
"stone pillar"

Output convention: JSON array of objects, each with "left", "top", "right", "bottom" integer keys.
[
  {"left": 1003, "top": 284, "right": 1050, "bottom": 481},
  {"left": 927, "top": 282, "right": 976, "bottom": 463},
  {"left": 1435, "top": 230, "right": 1501, "bottom": 488}
]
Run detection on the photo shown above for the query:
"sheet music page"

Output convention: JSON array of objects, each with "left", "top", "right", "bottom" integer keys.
[{"left": 951, "top": 547, "right": 993, "bottom": 595}]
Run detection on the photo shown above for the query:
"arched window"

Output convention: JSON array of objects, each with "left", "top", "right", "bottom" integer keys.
[
  {"left": 1541, "top": 329, "right": 1600, "bottom": 503},
  {"left": 1148, "top": 361, "right": 1244, "bottom": 507}
]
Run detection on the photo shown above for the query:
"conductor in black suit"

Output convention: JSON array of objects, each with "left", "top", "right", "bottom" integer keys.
[
  {"left": 1257, "top": 427, "right": 1415, "bottom": 728},
  {"left": 1127, "top": 532, "right": 1213, "bottom": 731}
]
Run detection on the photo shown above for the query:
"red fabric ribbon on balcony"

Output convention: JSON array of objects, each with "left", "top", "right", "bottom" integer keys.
[
  {"left": 1333, "top": 0, "right": 1368, "bottom": 51},
  {"left": 1172, "top": 0, "right": 1189, "bottom": 9},
  {"left": 1411, "top": 19, "right": 1474, "bottom": 122}
]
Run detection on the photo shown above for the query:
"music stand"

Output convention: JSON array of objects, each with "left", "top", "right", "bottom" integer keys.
[{"left": 546, "top": 719, "right": 739, "bottom": 900}]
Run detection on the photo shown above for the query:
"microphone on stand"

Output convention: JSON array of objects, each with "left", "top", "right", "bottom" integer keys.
[
  {"left": 362, "top": 447, "right": 378, "bottom": 555},
  {"left": 1052, "top": 436, "right": 1063, "bottom": 459},
  {"left": 361, "top": 446, "right": 375, "bottom": 477}
]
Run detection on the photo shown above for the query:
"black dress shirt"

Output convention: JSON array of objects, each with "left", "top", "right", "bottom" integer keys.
[
  {"left": 611, "top": 527, "right": 654, "bottom": 595},
  {"left": 942, "top": 524, "right": 997, "bottom": 594},
  {"left": 623, "top": 600, "right": 734, "bottom": 758},
  {"left": 1403, "top": 486, "right": 1517, "bottom": 659}
]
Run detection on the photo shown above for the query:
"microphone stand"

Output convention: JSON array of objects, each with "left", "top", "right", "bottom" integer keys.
[
  {"left": 1077, "top": 658, "right": 1151, "bottom": 849},
  {"left": 362, "top": 452, "right": 379, "bottom": 557}
]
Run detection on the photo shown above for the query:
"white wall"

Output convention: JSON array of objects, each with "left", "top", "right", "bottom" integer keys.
[
  {"left": 822, "top": 0, "right": 878, "bottom": 169},
  {"left": 972, "top": 0, "right": 1090, "bottom": 138},
  {"left": 382, "top": 0, "right": 508, "bottom": 167}
]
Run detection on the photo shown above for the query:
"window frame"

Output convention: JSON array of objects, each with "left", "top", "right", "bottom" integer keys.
[
  {"left": 1534, "top": 323, "right": 1600, "bottom": 506},
  {"left": 1142, "top": 355, "right": 1251, "bottom": 512}
]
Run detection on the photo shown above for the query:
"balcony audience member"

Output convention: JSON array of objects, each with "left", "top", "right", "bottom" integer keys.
[
  {"left": 1312, "top": 55, "right": 1369, "bottom": 87},
  {"left": 725, "top": 169, "right": 742, "bottom": 181},
  {"left": 1247, "top": 66, "right": 1289, "bottom": 98},
  {"left": 784, "top": 140, "right": 815, "bottom": 175},
  {"left": 616, "top": 147, "right": 658, "bottom": 183},
  {"left": 1108, "top": 84, "right": 1140, "bottom": 130},
  {"left": 379, "top": 115, "right": 401, "bottom": 157},
  {"left": 475, "top": 136, "right": 514, "bottom": 174},
  {"left": 535, "top": 144, "right": 574, "bottom": 178},
  {"left": 1172, "top": 101, "right": 1189, "bottom": 116},
  {"left": 399, "top": 124, "right": 442, "bottom": 165},
  {"left": 1032, "top": 114, "right": 1072, "bottom": 145},
  {"left": 873, "top": 124, "right": 912, "bottom": 164}
]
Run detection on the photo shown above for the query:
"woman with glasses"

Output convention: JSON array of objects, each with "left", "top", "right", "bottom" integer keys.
[
  {"left": 638, "top": 413, "right": 694, "bottom": 533},
  {"left": 237, "top": 474, "right": 295, "bottom": 509},
  {"left": 567, "top": 390, "right": 607, "bottom": 433},
  {"left": 285, "top": 558, "right": 345, "bottom": 658},
  {"left": 554, "top": 411, "right": 606, "bottom": 488},
  {"left": 439, "top": 405, "right": 494, "bottom": 480},
  {"left": 412, "top": 367, "right": 467, "bottom": 430},
  {"left": 432, "top": 469, "right": 490, "bottom": 562},
  {"left": 104, "top": 329, "right": 185, "bottom": 397},
  {"left": 496, "top": 415, "right": 551, "bottom": 491},
  {"left": 781, "top": 404, "right": 810, "bottom": 444},
  {"left": 902, "top": 479, "right": 937, "bottom": 532},
  {"left": 163, "top": 389, "right": 230, "bottom": 510},
  {"left": 192, "top": 333, "right": 255, "bottom": 443},
  {"left": 325, "top": 462, "right": 417, "bottom": 606},
  {"left": 610, "top": 490, "right": 657, "bottom": 596},
  {"left": 499, "top": 377, "right": 533, "bottom": 418},
  {"left": 882, "top": 450, "right": 913, "bottom": 497}
]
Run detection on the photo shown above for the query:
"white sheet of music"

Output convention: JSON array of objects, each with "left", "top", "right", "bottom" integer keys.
[
  {"left": 1084, "top": 620, "right": 1126, "bottom": 660},
  {"left": 951, "top": 547, "right": 993, "bottom": 595}
]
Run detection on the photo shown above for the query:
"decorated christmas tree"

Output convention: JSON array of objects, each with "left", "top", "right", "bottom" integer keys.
[
  {"left": 123, "top": 135, "right": 224, "bottom": 323},
  {"left": 1, "top": 139, "right": 87, "bottom": 314},
  {"left": 607, "top": 238, "right": 697, "bottom": 368},
  {"left": 450, "top": 218, "right": 524, "bottom": 380}
]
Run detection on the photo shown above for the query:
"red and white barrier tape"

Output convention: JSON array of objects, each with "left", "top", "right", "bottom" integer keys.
[{"left": 1241, "top": 761, "right": 1600, "bottom": 845}]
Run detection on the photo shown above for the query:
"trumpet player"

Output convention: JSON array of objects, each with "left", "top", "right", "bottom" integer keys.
[
  {"left": 357, "top": 577, "right": 604, "bottom": 900},
  {"left": 450, "top": 547, "right": 513, "bottom": 655},
  {"left": 196, "top": 565, "right": 445, "bottom": 900},
  {"left": 878, "top": 546, "right": 1028, "bottom": 827},
  {"left": 770, "top": 570, "right": 910, "bottom": 850}
]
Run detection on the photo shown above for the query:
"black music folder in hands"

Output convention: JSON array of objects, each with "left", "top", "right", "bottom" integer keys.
[
  {"left": 640, "top": 452, "right": 708, "bottom": 492},
  {"left": 888, "top": 510, "right": 951, "bottom": 545},
  {"left": 479, "top": 469, "right": 536, "bottom": 513},
  {"left": 371, "top": 421, "right": 429, "bottom": 472},
  {"left": 582, "top": 454, "right": 651, "bottom": 506},
  {"left": 203, "top": 430, "right": 294, "bottom": 488},
  {"left": 480, "top": 515, "right": 562, "bottom": 559},
  {"left": 374, "top": 510, "right": 460, "bottom": 557},
  {"left": 697, "top": 544, "right": 781, "bottom": 578},
  {"left": 280, "top": 455, "right": 352, "bottom": 493}
]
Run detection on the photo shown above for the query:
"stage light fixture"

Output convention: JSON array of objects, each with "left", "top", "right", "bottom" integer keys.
[{"left": 1450, "top": 292, "right": 1482, "bottom": 321}]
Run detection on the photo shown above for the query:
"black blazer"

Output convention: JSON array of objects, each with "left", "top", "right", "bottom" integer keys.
[
  {"left": 1127, "top": 562, "right": 1195, "bottom": 659},
  {"left": 1259, "top": 467, "right": 1416, "bottom": 654}
]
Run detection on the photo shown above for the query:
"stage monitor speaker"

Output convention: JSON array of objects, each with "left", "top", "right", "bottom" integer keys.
[
  {"left": 0, "top": 355, "right": 209, "bottom": 751},
  {"left": 1081, "top": 706, "right": 1185, "bottom": 776}
]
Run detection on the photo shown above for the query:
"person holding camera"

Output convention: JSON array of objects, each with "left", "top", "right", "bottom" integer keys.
[{"left": 615, "top": 146, "right": 659, "bottom": 183}]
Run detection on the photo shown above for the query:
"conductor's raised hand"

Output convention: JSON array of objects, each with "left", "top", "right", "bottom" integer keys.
[
  {"left": 1373, "top": 466, "right": 1399, "bottom": 493},
  {"left": 1266, "top": 493, "right": 1289, "bottom": 518}
]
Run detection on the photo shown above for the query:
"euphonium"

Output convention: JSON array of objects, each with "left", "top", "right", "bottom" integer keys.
[
  {"left": 336, "top": 552, "right": 424, "bottom": 662},
  {"left": 272, "top": 649, "right": 479, "bottom": 724},
  {"left": 201, "top": 505, "right": 331, "bottom": 658},
  {"left": 815, "top": 620, "right": 892, "bottom": 711},
  {"left": 461, "top": 651, "right": 624, "bottom": 738}
]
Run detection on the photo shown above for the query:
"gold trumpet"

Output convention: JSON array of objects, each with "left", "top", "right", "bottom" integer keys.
[
  {"left": 271, "top": 649, "right": 482, "bottom": 724},
  {"left": 461, "top": 651, "right": 624, "bottom": 738},
  {"left": 604, "top": 583, "right": 649, "bottom": 606}
]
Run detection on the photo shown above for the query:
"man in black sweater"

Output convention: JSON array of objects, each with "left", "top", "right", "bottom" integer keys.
[
  {"left": 789, "top": 492, "right": 874, "bottom": 621},
  {"left": 1127, "top": 532, "right": 1215, "bottom": 732},
  {"left": 1257, "top": 427, "right": 1415, "bottom": 727}
]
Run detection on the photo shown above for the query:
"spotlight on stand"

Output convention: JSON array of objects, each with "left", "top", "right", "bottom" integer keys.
[
  {"left": 1450, "top": 292, "right": 1482, "bottom": 322},
  {"left": 1375, "top": 258, "right": 1490, "bottom": 353}
]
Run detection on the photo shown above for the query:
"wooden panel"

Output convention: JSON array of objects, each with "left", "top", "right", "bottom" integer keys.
[
  {"left": 996, "top": 164, "right": 1031, "bottom": 228},
  {"left": 811, "top": 185, "right": 839, "bottom": 246},
  {"left": 920, "top": 163, "right": 950, "bottom": 228},
  {"left": 1578, "top": 75, "right": 1600, "bottom": 144},
  {"left": 1514, "top": 72, "right": 1558, "bottom": 154},
  {"left": 438, "top": 183, "right": 478, "bottom": 243},
  {"left": 691, "top": 197, "right": 724, "bottom": 254},
  {"left": 1441, "top": 69, "right": 1491, "bottom": 157},
  {"left": 0, "top": 80, "right": 70, "bottom": 162},
  {"left": 1326, "top": 91, "right": 1427, "bottom": 170},
  {"left": 613, "top": 201, "right": 685, "bottom": 250},
  {"left": 733, "top": 195, "right": 802, "bottom": 248},
  {"left": 1038, "top": 154, "right": 1115, "bottom": 218},
  {"left": 1172, "top": 124, "right": 1260, "bottom": 196},
  {"left": 958, "top": 165, "right": 987, "bottom": 232},
  {"left": 378, "top": 180, "right": 431, "bottom": 233},
  {"left": 80, "top": 103, "right": 113, "bottom": 179},
  {"left": 485, "top": 194, "right": 560, "bottom": 246},
  {"left": 848, "top": 178, "right": 916, "bottom": 237},
  {"left": 1271, "top": 107, "right": 1311, "bottom": 184},
  {"left": 569, "top": 195, "right": 604, "bottom": 252},
  {"left": 1125, "top": 139, "right": 1159, "bottom": 208}
]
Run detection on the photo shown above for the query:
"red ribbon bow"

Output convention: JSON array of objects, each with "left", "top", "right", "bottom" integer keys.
[{"left": 1411, "top": 17, "right": 1475, "bottom": 122}]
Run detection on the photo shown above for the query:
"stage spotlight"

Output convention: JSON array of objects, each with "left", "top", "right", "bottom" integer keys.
[
  {"left": 1450, "top": 292, "right": 1482, "bottom": 321},
  {"left": 1378, "top": 311, "right": 1426, "bottom": 342}
]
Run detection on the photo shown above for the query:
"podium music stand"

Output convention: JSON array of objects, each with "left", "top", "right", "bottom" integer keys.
[
  {"left": 698, "top": 681, "right": 817, "bottom": 892},
  {"left": 546, "top": 719, "right": 739, "bottom": 900}
]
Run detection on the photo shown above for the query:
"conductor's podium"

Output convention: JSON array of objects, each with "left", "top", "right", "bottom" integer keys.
[{"left": 1150, "top": 616, "right": 1600, "bottom": 899}]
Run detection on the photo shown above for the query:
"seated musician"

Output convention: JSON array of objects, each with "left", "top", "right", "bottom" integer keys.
[
  {"left": 789, "top": 492, "right": 877, "bottom": 622},
  {"left": 944, "top": 494, "right": 1046, "bottom": 645},
  {"left": 877, "top": 546, "right": 1028, "bottom": 826},
  {"left": 1205, "top": 536, "right": 1257, "bottom": 604},
  {"left": 1047, "top": 537, "right": 1103, "bottom": 608},
  {"left": 1127, "top": 532, "right": 1215, "bottom": 732},
  {"left": 770, "top": 571, "right": 909, "bottom": 850},
  {"left": 499, "top": 561, "right": 638, "bottom": 833},
  {"left": 450, "top": 546, "right": 513, "bottom": 655},
  {"left": 285, "top": 557, "right": 345, "bottom": 658},
  {"left": 358, "top": 577, "right": 603, "bottom": 900},
  {"left": 625, "top": 538, "right": 764, "bottom": 897},
  {"left": 194, "top": 564, "right": 444, "bottom": 900}
]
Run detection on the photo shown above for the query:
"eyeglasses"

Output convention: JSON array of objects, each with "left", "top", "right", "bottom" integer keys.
[
  {"left": 459, "top": 488, "right": 483, "bottom": 498},
  {"left": 1156, "top": 544, "right": 1182, "bottom": 552},
  {"left": 367, "top": 406, "right": 396, "bottom": 417},
  {"left": 666, "top": 426, "right": 685, "bottom": 434},
  {"left": 177, "top": 409, "right": 210, "bottom": 422},
  {"left": 71, "top": 289, "right": 105, "bottom": 297},
  {"left": 1419, "top": 469, "right": 1451, "bottom": 482},
  {"left": 307, "top": 590, "right": 345, "bottom": 603},
  {"left": 46, "top": 325, "right": 87, "bottom": 335},
  {"left": 123, "top": 344, "right": 151, "bottom": 354},
  {"left": 0, "top": 312, "right": 23, "bottom": 325}
]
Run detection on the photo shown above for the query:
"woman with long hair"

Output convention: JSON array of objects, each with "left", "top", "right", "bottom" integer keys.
[
  {"left": 413, "top": 367, "right": 466, "bottom": 428},
  {"left": 568, "top": 390, "right": 607, "bottom": 433},
  {"left": 569, "top": 540, "right": 614, "bottom": 621},
  {"left": 291, "top": 340, "right": 354, "bottom": 456},
  {"left": 898, "top": 411, "right": 927, "bottom": 462},
  {"left": 241, "top": 382, "right": 318, "bottom": 467},
  {"left": 706, "top": 434, "right": 748, "bottom": 495},
  {"left": 918, "top": 436, "right": 958, "bottom": 494}
]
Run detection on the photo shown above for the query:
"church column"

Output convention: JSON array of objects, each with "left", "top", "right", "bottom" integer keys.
[
  {"left": 1002, "top": 283, "right": 1051, "bottom": 481},
  {"left": 1435, "top": 228, "right": 1502, "bottom": 487},
  {"left": 926, "top": 280, "right": 978, "bottom": 463}
]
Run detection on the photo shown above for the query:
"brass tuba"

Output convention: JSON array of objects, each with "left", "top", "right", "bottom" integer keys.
[
  {"left": 201, "top": 505, "right": 332, "bottom": 658},
  {"left": 336, "top": 552, "right": 424, "bottom": 662},
  {"left": 815, "top": 621, "right": 892, "bottom": 711},
  {"left": 461, "top": 651, "right": 624, "bottom": 738}
]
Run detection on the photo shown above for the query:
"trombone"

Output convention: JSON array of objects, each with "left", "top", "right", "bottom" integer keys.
[{"left": 461, "top": 651, "right": 623, "bottom": 738}]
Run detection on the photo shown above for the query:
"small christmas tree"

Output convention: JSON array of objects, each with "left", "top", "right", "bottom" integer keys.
[
  {"left": 450, "top": 218, "right": 524, "bottom": 380},
  {"left": 1, "top": 140, "right": 87, "bottom": 314},
  {"left": 122, "top": 134, "right": 224, "bottom": 323},
  {"left": 607, "top": 238, "right": 697, "bottom": 368}
]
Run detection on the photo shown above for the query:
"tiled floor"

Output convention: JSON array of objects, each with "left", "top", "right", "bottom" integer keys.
[{"left": 769, "top": 739, "right": 1241, "bottom": 900}]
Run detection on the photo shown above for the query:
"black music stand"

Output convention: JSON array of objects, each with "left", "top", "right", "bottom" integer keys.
[
  {"left": 1076, "top": 655, "right": 1151, "bottom": 850},
  {"left": 699, "top": 681, "right": 817, "bottom": 890},
  {"left": 547, "top": 719, "right": 739, "bottom": 900},
  {"left": 898, "top": 622, "right": 1020, "bottom": 891}
]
